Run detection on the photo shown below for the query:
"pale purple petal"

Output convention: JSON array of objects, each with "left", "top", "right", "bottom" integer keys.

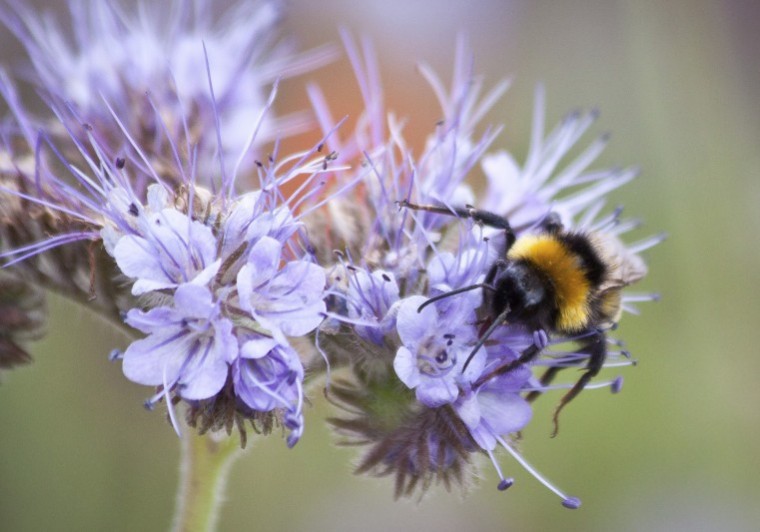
[
  {"left": 122, "top": 331, "right": 193, "bottom": 387},
  {"left": 416, "top": 378, "right": 458, "bottom": 407},
  {"left": 393, "top": 346, "right": 421, "bottom": 388},
  {"left": 245, "top": 236, "right": 282, "bottom": 283},
  {"left": 478, "top": 391, "right": 533, "bottom": 435},
  {"left": 240, "top": 337, "right": 281, "bottom": 360},
  {"left": 396, "top": 296, "right": 436, "bottom": 345}
]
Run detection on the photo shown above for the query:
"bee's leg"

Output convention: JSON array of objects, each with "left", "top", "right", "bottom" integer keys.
[
  {"left": 550, "top": 330, "right": 606, "bottom": 437},
  {"left": 397, "top": 200, "right": 516, "bottom": 250},
  {"left": 526, "top": 366, "right": 563, "bottom": 403},
  {"left": 476, "top": 330, "right": 548, "bottom": 385},
  {"left": 526, "top": 332, "right": 593, "bottom": 403}
]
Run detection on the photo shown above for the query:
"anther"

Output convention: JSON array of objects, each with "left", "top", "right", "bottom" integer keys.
[
  {"left": 108, "top": 349, "right": 123, "bottom": 362},
  {"left": 498, "top": 478, "right": 514, "bottom": 491},
  {"left": 611, "top": 376, "right": 623, "bottom": 394},
  {"left": 562, "top": 497, "right": 582, "bottom": 509}
]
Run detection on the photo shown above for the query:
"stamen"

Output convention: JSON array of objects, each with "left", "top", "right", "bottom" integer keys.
[
  {"left": 163, "top": 364, "right": 182, "bottom": 438},
  {"left": 623, "top": 292, "right": 661, "bottom": 303},
  {"left": 495, "top": 434, "right": 578, "bottom": 506},
  {"left": 627, "top": 232, "right": 667, "bottom": 254},
  {"left": 314, "top": 325, "right": 333, "bottom": 392},
  {"left": 485, "top": 448, "right": 513, "bottom": 491},
  {"left": 108, "top": 349, "right": 122, "bottom": 361}
]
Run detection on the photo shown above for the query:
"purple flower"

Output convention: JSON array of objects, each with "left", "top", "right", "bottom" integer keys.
[
  {"left": 236, "top": 236, "right": 326, "bottom": 343},
  {"left": 122, "top": 283, "right": 236, "bottom": 400},
  {"left": 113, "top": 207, "right": 220, "bottom": 295},
  {"left": 455, "top": 364, "right": 533, "bottom": 451},
  {"left": 393, "top": 295, "right": 485, "bottom": 407},
  {"left": 480, "top": 86, "right": 638, "bottom": 232},
  {"left": 233, "top": 334, "right": 305, "bottom": 446},
  {"left": 1, "top": 0, "right": 328, "bottom": 170},
  {"left": 220, "top": 191, "right": 299, "bottom": 260},
  {"left": 346, "top": 269, "right": 399, "bottom": 345}
]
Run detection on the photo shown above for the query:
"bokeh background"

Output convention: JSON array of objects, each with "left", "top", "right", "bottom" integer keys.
[{"left": 1, "top": 0, "right": 759, "bottom": 531}]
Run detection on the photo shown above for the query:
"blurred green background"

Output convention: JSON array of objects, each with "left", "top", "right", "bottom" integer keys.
[{"left": 2, "top": 0, "right": 759, "bottom": 530}]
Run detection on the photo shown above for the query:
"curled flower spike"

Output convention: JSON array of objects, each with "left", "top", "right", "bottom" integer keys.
[
  {"left": 314, "top": 35, "right": 659, "bottom": 505},
  {"left": 0, "top": 7, "right": 346, "bottom": 444}
]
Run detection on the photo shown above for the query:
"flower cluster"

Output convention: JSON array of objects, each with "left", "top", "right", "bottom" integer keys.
[
  {"left": 312, "top": 36, "right": 660, "bottom": 505},
  {"left": 1, "top": 0, "right": 333, "bottom": 179},
  {"left": 0, "top": 0, "right": 659, "bottom": 508},
  {"left": 0, "top": 0, "right": 341, "bottom": 446}
]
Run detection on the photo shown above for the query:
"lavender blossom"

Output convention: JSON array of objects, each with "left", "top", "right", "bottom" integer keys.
[
  {"left": 236, "top": 236, "right": 326, "bottom": 343},
  {"left": 345, "top": 269, "right": 399, "bottom": 345},
  {"left": 0, "top": 15, "right": 340, "bottom": 443},
  {"left": 393, "top": 295, "right": 484, "bottom": 408},
  {"left": 112, "top": 204, "right": 221, "bottom": 296},
  {"left": 0, "top": 0, "right": 332, "bottom": 179},
  {"left": 123, "top": 283, "right": 235, "bottom": 401},
  {"left": 313, "top": 36, "right": 657, "bottom": 506},
  {"left": 233, "top": 334, "right": 305, "bottom": 447},
  {"left": 0, "top": 0, "right": 659, "bottom": 513}
]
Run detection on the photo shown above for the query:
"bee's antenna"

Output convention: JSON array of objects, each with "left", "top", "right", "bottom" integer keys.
[
  {"left": 417, "top": 283, "right": 495, "bottom": 313},
  {"left": 462, "top": 305, "right": 511, "bottom": 373}
]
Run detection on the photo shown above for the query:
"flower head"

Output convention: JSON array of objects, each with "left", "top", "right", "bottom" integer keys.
[
  {"left": 124, "top": 283, "right": 235, "bottom": 400},
  {"left": 314, "top": 36, "right": 658, "bottom": 506},
  {"left": 393, "top": 295, "right": 483, "bottom": 408},
  {"left": 0, "top": 21, "right": 339, "bottom": 444},
  {"left": 0, "top": 0, "right": 333, "bottom": 190}
]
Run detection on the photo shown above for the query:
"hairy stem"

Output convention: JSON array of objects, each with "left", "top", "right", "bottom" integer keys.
[{"left": 171, "top": 430, "right": 245, "bottom": 532}]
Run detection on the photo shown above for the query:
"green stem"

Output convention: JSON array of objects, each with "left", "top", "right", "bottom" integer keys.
[{"left": 171, "top": 431, "right": 245, "bottom": 532}]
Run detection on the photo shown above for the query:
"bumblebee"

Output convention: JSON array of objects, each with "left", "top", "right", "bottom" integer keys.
[{"left": 400, "top": 200, "right": 647, "bottom": 435}]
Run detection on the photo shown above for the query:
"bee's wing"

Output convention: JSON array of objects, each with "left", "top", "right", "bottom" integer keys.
[{"left": 592, "top": 232, "right": 648, "bottom": 290}]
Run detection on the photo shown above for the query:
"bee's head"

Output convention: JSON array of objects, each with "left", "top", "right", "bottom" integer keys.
[{"left": 490, "top": 261, "right": 550, "bottom": 325}]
